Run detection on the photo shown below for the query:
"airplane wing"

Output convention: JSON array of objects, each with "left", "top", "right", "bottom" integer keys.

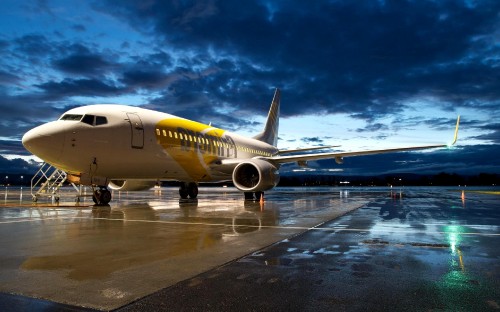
[
  {"left": 266, "top": 116, "right": 460, "bottom": 166},
  {"left": 278, "top": 145, "right": 340, "bottom": 155}
]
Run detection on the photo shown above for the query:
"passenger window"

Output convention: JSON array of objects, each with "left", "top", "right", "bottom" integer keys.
[
  {"left": 95, "top": 116, "right": 107, "bottom": 125},
  {"left": 156, "top": 129, "right": 160, "bottom": 136},
  {"left": 162, "top": 130, "right": 167, "bottom": 137},
  {"left": 169, "top": 131, "right": 173, "bottom": 138},
  {"left": 82, "top": 114, "right": 95, "bottom": 125}
]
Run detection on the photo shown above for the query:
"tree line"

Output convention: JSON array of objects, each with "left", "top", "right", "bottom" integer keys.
[{"left": 278, "top": 172, "right": 499, "bottom": 187}]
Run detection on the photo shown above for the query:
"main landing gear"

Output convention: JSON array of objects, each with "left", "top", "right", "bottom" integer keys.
[
  {"left": 244, "top": 191, "right": 263, "bottom": 201},
  {"left": 92, "top": 186, "right": 111, "bottom": 205},
  {"left": 179, "top": 182, "right": 198, "bottom": 199}
]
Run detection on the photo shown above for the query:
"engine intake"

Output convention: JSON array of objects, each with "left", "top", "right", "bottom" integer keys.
[
  {"left": 108, "top": 179, "right": 157, "bottom": 191},
  {"left": 232, "top": 159, "right": 280, "bottom": 192}
]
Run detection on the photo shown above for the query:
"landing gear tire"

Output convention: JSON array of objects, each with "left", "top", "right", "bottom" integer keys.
[
  {"left": 93, "top": 187, "right": 111, "bottom": 205},
  {"left": 179, "top": 184, "right": 189, "bottom": 199},
  {"left": 187, "top": 182, "right": 198, "bottom": 199},
  {"left": 179, "top": 182, "right": 198, "bottom": 199},
  {"left": 244, "top": 192, "right": 254, "bottom": 201}
]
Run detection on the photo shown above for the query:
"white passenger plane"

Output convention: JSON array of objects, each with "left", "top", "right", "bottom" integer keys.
[{"left": 22, "top": 89, "right": 459, "bottom": 204}]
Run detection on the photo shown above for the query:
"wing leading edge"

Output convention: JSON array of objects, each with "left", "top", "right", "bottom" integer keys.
[{"left": 266, "top": 115, "right": 460, "bottom": 166}]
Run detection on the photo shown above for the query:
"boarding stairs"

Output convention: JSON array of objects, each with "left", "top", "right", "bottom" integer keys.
[{"left": 30, "top": 163, "right": 84, "bottom": 203}]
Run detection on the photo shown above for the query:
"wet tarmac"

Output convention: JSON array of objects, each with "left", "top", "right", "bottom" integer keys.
[{"left": 0, "top": 186, "right": 499, "bottom": 311}]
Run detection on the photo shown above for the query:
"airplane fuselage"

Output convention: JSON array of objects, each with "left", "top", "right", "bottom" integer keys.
[{"left": 23, "top": 104, "right": 279, "bottom": 183}]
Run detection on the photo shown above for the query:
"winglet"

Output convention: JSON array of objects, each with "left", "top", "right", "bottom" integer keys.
[{"left": 450, "top": 115, "right": 460, "bottom": 146}]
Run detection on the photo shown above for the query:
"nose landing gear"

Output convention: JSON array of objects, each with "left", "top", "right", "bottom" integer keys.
[{"left": 92, "top": 186, "right": 111, "bottom": 205}]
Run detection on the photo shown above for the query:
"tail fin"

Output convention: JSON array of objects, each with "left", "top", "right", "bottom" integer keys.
[{"left": 253, "top": 88, "right": 280, "bottom": 147}]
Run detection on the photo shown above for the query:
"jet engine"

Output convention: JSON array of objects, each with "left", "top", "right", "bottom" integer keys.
[
  {"left": 232, "top": 159, "right": 280, "bottom": 192},
  {"left": 108, "top": 179, "right": 157, "bottom": 191}
]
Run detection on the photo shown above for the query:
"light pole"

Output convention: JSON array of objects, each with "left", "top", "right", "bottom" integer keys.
[
  {"left": 4, "top": 176, "right": 7, "bottom": 201},
  {"left": 20, "top": 175, "right": 24, "bottom": 200}
]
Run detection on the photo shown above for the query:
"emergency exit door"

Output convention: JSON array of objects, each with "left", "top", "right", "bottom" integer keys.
[{"left": 126, "top": 113, "right": 144, "bottom": 149}]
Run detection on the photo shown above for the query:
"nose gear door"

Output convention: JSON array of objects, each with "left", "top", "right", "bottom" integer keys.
[{"left": 126, "top": 113, "right": 144, "bottom": 149}]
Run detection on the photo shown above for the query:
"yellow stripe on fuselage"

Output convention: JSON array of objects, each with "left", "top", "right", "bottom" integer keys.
[{"left": 155, "top": 118, "right": 237, "bottom": 181}]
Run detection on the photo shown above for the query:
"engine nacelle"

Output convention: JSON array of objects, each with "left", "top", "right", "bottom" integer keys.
[
  {"left": 232, "top": 159, "right": 280, "bottom": 192},
  {"left": 108, "top": 179, "right": 157, "bottom": 191}
]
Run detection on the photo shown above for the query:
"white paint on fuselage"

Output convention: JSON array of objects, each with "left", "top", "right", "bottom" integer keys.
[{"left": 22, "top": 104, "right": 279, "bottom": 183}]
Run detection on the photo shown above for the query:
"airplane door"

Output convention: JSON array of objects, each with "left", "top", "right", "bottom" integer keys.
[{"left": 126, "top": 113, "right": 144, "bottom": 149}]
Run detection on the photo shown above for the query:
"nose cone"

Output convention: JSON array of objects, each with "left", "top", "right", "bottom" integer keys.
[
  {"left": 21, "top": 128, "right": 41, "bottom": 154},
  {"left": 22, "top": 122, "right": 65, "bottom": 163}
]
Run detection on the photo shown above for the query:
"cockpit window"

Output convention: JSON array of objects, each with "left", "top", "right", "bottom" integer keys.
[
  {"left": 81, "top": 114, "right": 108, "bottom": 126},
  {"left": 82, "top": 114, "right": 95, "bottom": 125},
  {"left": 59, "top": 113, "right": 107, "bottom": 126},
  {"left": 60, "top": 114, "right": 83, "bottom": 121},
  {"left": 95, "top": 116, "right": 107, "bottom": 125}
]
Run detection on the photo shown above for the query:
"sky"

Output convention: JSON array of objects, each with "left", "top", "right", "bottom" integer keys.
[{"left": 0, "top": 0, "right": 499, "bottom": 176}]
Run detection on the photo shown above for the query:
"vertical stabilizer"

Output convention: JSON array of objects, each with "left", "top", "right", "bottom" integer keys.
[{"left": 253, "top": 88, "right": 280, "bottom": 147}]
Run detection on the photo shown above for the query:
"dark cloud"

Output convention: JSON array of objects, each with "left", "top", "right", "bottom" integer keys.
[
  {"left": 53, "top": 49, "right": 113, "bottom": 75},
  {"left": 356, "top": 123, "right": 389, "bottom": 133},
  {"left": 121, "top": 69, "right": 169, "bottom": 88},
  {"left": 13, "top": 34, "right": 54, "bottom": 58},
  {"left": 472, "top": 124, "right": 500, "bottom": 144},
  {"left": 36, "top": 78, "right": 123, "bottom": 98},
  {"left": 0, "top": 140, "right": 29, "bottom": 155},
  {"left": 0, "top": 156, "right": 39, "bottom": 174},
  {"left": 301, "top": 137, "right": 324, "bottom": 144}
]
